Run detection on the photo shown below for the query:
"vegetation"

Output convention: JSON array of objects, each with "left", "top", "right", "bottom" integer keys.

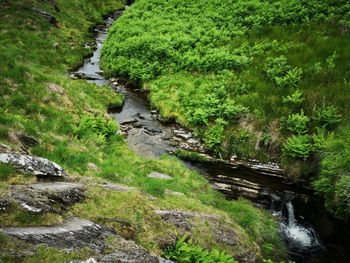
[
  {"left": 0, "top": 0, "right": 285, "bottom": 262},
  {"left": 165, "top": 236, "right": 237, "bottom": 263},
  {"left": 102, "top": 0, "right": 350, "bottom": 219}
]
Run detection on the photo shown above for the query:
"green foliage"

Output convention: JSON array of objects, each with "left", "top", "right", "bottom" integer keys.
[
  {"left": 74, "top": 115, "right": 118, "bottom": 141},
  {"left": 312, "top": 105, "right": 342, "bottom": 130},
  {"left": 282, "top": 135, "right": 312, "bottom": 159},
  {"left": 282, "top": 89, "right": 304, "bottom": 108},
  {"left": 313, "top": 126, "right": 350, "bottom": 220},
  {"left": 165, "top": 236, "right": 237, "bottom": 263},
  {"left": 204, "top": 118, "right": 227, "bottom": 155},
  {"left": 285, "top": 110, "right": 309, "bottom": 134}
]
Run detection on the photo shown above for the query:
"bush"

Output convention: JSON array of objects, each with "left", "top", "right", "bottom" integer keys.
[
  {"left": 204, "top": 118, "right": 227, "bottom": 154},
  {"left": 165, "top": 236, "right": 237, "bottom": 263},
  {"left": 282, "top": 135, "right": 312, "bottom": 159},
  {"left": 312, "top": 105, "right": 342, "bottom": 130},
  {"left": 74, "top": 115, "right": 117, "bottom": 141},
  {"left": 285, "top": 110, "right": 309, "bottom": 134},
  {"left": 282, "top": 89, "right": 304, "bottom": 108}
]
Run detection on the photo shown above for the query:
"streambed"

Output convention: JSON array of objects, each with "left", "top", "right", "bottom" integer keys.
[{"left": 73, "top": 10, "right": 350, "bottom": 263}]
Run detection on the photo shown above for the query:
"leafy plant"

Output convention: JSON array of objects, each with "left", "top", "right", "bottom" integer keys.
[
  {"left": 285, "top": 110, "right": 309, "bottom": 134},
  {"left": 282, "top": 89, "right": 304, "bottom": 108},
  {"left": 165, "top": 236, "right": 237, "bottom": 263},
  {"left": 74, "top": 115, "right": 117, "bottom": 141},
  {"left": 282, "top": 135, "right": 312, "bottom": 159},
  {"left": 204, "top": 118, "right": 227, "bottom": 155},
  {"left": 312, "top": 105, "right": 342, "bottom": 130}
]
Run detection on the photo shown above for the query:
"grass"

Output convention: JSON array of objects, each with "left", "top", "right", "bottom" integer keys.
[
  {"left": 101, "top": 0, "right": 350, "bottom": 220},
  {"left": 0, "top": 0, "right": 286, "bottom": 262}
]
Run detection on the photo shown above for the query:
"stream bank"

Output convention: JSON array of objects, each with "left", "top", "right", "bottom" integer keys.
[{"left": 74, "top": 9, "right": 350, "bottom": 263}]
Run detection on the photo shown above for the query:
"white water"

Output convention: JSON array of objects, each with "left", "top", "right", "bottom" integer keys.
[{"left": 284, "top": 201, "right": 313, "bottom": 247}]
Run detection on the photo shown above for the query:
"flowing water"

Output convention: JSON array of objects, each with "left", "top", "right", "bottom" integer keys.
[{"left": 74, "top": 11, "right": 350, "bottom": 263}]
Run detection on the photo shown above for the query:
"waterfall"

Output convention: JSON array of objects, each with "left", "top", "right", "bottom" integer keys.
[
  {"left": 283, "top": 200, "right": 313, "bottom": 248},
  {"left": 286, "top": 201, "right": 296, "bottom": 227}
]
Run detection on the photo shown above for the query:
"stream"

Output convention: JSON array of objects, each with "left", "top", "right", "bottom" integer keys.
[{"left": 73, "top": 10, "right": 350, "bottom": 263}]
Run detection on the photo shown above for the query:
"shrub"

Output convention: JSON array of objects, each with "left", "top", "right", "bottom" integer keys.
[
  {"left": 282, "top": 135, "right": 312, "bottom": 159},
  {"left": 285, "top": 110, "right": 309, "bottom": 134},
  {"left": 282, "top": 89, "right": 304, "bottom": 108},
  {"left": 312, "top": 105, "right": 342, "bottom": 130},
  {"left": 74, "top": 115, "right": 117, "bottom": 141},
  {"left": 204, "top": 118, "right": 227, "bottom": 154},
  {"left": 165, "top": 236, "right": 237, "bottom": 263}
]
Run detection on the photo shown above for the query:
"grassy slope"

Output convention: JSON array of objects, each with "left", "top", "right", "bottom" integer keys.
[
  {"left": 0, "top": 0, "right": 285, "bottom": 262},
  {"left": 101, "top": 0, "right": 350, "bottom": 219}
]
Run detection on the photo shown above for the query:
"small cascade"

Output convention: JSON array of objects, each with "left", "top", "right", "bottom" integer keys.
[{"left": 280, "top": 200, "right": 322, "bottom": 255}]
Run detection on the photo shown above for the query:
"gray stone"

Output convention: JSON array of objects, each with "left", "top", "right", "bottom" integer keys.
[
  {"left": 120, "top": 118, "right": 137, "bottom": 125},
  {"left": 164, "top": 189, "right": 185, "bottom": 197},
  {"left": 99, "top": 183, "right": 135, "bottom": 192},
  {"left": 8, "top": 182, "right": 85, "bottom": 213},
  {"left": 88, "top": 162, "right": 99, "bottom": 172},
  {"left": 0, "top": 153, "right": 67, "bottom": 178},
  {"left": 1, "top": 218, "right": 111, "bottom": 251},
  {"left": 147, "top": 172, "right": 172, "bottom": 180}
]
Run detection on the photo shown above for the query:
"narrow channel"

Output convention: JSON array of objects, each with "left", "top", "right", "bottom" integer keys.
[{"left": 73, "top": 10, "right": 350, "bottom": 263}]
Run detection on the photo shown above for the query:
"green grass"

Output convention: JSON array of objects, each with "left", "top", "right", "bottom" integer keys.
[
  {"left": 101, "top": 0, "right": 350, "bottom": 219},
  {"left": 0, "top": 0, "right": 286, "bottom": 262}
]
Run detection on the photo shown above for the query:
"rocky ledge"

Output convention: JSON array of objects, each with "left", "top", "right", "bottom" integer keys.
[
  {"left": 0, "top": 153, "right": 67, "bottom": 178},
  {"left": 2, "top": 217, "right": 171, "bottom": 263}
]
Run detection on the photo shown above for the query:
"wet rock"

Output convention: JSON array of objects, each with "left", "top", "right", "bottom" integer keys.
[
  {"left": 69, "top": 258, "right": 97, "bottom": 263},
  {"left": 107, "top": 103, "right": 123, "bottom": 113},
  {"left": 2, "top": 218, "right": 111, "bottom": 251},
  {"left": 144, "top": 126, "right": 162, "bottom": 134},
  {"left": 120, "top": 118, "right": 137, "bottom": 125},
  {"left": 99, "top": 183, "right": 135, "bottom": 192},
  {"left": 148, "top": 172, "right": 173, "bottom": 180},
  {"left": 8, "top": 182, "right": 85, "bottom": 213},
  {"left": 0, "top": 153, "right": 67, "bottom": 178}
]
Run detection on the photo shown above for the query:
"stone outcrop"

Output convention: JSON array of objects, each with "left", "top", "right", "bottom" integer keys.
[
  {"left": 148, "top": 172, "right": 173, "bottom": 180},
  {"left": 6, "top": 182, "right": 84, "bottom": 213},
  {"left": 2, "top": 218, "right": 171, "bottom": 263},
  {"left": 0, "top": 153, "right": 67, "bottom": 178}
]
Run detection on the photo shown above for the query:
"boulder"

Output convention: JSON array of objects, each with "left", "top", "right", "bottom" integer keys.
[
  {"left": 147, "top": 172, "right": 172, "bottom": 180},
  {"left": 7, "top": 182, "right": 85, "bottom": 213},
  {"left": 0, "top": 153, "right": 67, "bottom": 178}
]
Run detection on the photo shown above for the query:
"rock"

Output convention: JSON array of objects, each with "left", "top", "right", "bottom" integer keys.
[
  {"left": 46, "top": 83, "right": 66, "bottom": 96},
  {"left": 3, "top": 218, "right": 171, "bottom": 263},
  {"left": 1, "top": 218, "right": 111, "bottom": 251},
  {"left": 87, "top": 162, "right": 99, "bottom": 172},
  {"left": 16, "top": 133, "right": 39, "bottom": 148},
  {"left": 99, "top": 183, "right": 135, "bottom": 192},
  {"left": 120, "top": 118, "right": 137, "bottom": 125},
  {"left": 8, "top": 182, "right": 85, "bottom": 213},
  {"left": 164, "top": 189, "right": 185, "bottom": 197},
  {"left": 0, "top": 143, "right": 11, "bottom": 153},
  {"left": 147, "top": 172, "right": 173, "bottom": 180},
  {"left": 155, "top": 210, "right": 258, "bottom": 262},
  {"left": 155, "top": 210, "right": 219, "bottom": 231},
  {"left": 0, "top": 198, "right": 10, "bottom": 212},
  {"left": 144, "top": 126, "right": 162, "bottom": 134},
  {"left": 107, "top": 103, "right": 123, "bottom": 113},
  {"left": 176, "top": 133, "right": 192, "bottom": 140},
  {"left": 0, "top": 153, "right": 67, "bottom": 178}
]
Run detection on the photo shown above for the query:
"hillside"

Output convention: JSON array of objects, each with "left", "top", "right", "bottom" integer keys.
[
  {"left": 0, "top": 1, "right": 285, "bottom": 263},
  {"left": 101, "top": 0, "right": 350, "bottom": 220}
]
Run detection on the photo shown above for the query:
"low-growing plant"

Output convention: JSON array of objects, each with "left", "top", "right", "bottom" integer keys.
[
  {"left": 285, "top": 110, "right": 309, "bottom": 134},
  {"left": 282, "top": 135, "right": 312, "bottom": 159},
  {"left": 204, "top": 118, "right": 227, "bottom": 155},
  {"left": 282, "top": 89, "right": 304, "bottom": 108},
  {"left": 312, "top": 105, "right": 342, "bottom": 130},
  {"left": 74, "top": 115, "right": 117, "bottom": 141},
  {"left": 165, "top": 236, "right": 237, "bottom": 263}
]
